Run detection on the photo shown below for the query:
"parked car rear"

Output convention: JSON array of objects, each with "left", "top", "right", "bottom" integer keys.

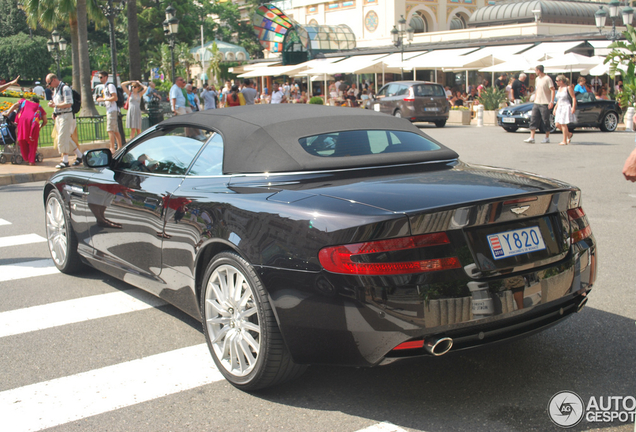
[{"left": 365, "top": 81, "right": 450, "bottom": 127}]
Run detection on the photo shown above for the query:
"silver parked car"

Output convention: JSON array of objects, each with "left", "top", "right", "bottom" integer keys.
[{"left": 365, "top": 81, "right": 450, "bottom": 127}]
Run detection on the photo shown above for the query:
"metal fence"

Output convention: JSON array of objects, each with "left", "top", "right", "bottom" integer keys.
[{"left": 39, "top": 113, "right": 153, "bottom": 147}]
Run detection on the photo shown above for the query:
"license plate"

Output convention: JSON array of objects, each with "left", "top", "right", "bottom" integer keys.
[
  {"left": 502, "top": 117, "right": 516, "bottom": 123},
  {"left": 373, "top": 104, "right": 381, "bottom": 112},
  {"left": 425, "top": 107, "right": 439, "bottom": 112},
  {"left": 487, "top": 226, "right": 546, "bottom": 260}
]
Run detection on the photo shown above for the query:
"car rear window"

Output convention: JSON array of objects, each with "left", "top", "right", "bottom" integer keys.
[
  {"left": 299, "top": 130, "right": 441, "bottom": 157},
  {"left": 413, "top": 84, "right": 445, "bottom": 97}
]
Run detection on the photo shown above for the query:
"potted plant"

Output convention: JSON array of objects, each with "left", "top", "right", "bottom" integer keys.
[
  {"left": 448, "top": 106, "right": 471, "bottom": 125},
  {"left": 476, "top": 88, "right": 508, "bottom": 125}
]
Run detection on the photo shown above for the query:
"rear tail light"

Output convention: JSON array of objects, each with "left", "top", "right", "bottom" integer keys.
[
  {"left": 403, "top": 87, "right": 414, "bottom": 102},
  {"left": 318, "top": 232, "right": 462, "bottom": 275},
  {"left": 568, "top": 207, "right": 592, "bottom": 243},
  {"left": 393, "top": 340, "right": 424, "bottom": 350}
]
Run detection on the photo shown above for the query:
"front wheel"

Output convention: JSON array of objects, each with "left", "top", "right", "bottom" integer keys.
[
  {"left": 393, "top": 109, "right": 402, "bottom": 118},
  {"left": 434, "top": 120, "right": 446, "bottom": 127},
  {"left": 201, "top": 252, "right": 306, "bottom": 391},
  {"left": 45, "top": 190, "right": 83, "bottom": 273},
  {"left": 600, "top": 112, "right": 618, "bottom": 132}
]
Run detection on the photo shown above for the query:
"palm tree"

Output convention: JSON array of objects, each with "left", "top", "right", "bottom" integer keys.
[
  {"left": 22, "top": 0, "right": 100, "bottom": 116},
  {"left": 206, "top": 42, "right": 223, "bottom": 85},
  {"left": 126, "top": 0, "right": 141, "bottom": 80}
]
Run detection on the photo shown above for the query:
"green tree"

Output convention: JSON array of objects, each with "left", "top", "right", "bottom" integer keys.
[
  {"left": 0, "top": 0, "right": 30, "bottom": 37},
  {"left": 206, "top": 42, "right": 223, "bottom": 84},
  {"left": 605, "top": 25, "right": 636, "bottom": 108},
  {"left": 0, "top": 33, "right": 51, "bottom": 80}
]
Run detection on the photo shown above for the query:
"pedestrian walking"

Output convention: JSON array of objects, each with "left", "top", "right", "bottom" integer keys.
[
  {"left": 95, "top": 71, "right": 122, "bottom": 154},
  {"left": 169, "top": 77, "right": 190, "bottom": 115},
  {"left": 121, "top": 80, "right": 146, "bottom": 139},
  {"left": 524, "top": 65, "right": 555, "bottom": 144},
  {"left": 553, "top": 75, "right": 576, "bottom": 146},
  {"left": 46, "top": 73, "right": 83, "bottom": 168},
  {"left": 2, "top": 95, "right": 47, "bottom": 165},
  {"left": 200, "top": 84, "right": 218, "bottom": 110},
  {"left": 240, "top": 79, "right": 258, "bottom": 105},
  {"left": 32, "top": 81, "right": 45, "bottom": 98}
]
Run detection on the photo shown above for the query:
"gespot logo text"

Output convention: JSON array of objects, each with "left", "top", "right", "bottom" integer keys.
[{"left": 548, "top": 391, "right": 636, "bottom": 428}]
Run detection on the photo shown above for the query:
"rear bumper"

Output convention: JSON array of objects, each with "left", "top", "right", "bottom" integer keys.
[{"left": 259, "top": 237, "right": 596, "bottom": 367}]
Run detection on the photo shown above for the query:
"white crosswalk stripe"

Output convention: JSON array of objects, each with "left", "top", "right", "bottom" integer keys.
[
  {"left": 0, "top": 218, "right": 12, "bottom": 226},
  {"left": 0, "top": 233, "right": 46, "bottom": 248},
  {"left": 0, "top": 289, "right": 167, "bottom": 338},
  {"left": 1, "top": 344, "right": 225, "bottom": 432},
  {"left": 0, "top": 258, "right": 59, "bottom": 282}
]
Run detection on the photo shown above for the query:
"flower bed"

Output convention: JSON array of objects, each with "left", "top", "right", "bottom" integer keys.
[{"left": 0, "top": 90, "right": 37, "bottom": 100}]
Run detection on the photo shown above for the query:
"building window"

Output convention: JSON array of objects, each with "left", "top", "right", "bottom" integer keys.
[
  {"left": 365, "top": 10, "right": 379, "bottom": 32},
  {"left": 450, "top": 15, "right": 466, "bottom": 30},
  {"left": 410, "top": 12, "right": 428, "bottom": 33},
  {"left": 306, "top": 5, "right": 317, "bottom": 14}
]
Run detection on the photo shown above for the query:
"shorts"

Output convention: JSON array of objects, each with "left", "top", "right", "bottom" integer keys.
[
  {"left": 529, "top": 104, "right": 550, "bottom": 131},
  {"left": 106, "top": 111, "right": 118, "bottom": 132},
  {"left": 175, "top": 106, "right": 193, "bottom": 116}
]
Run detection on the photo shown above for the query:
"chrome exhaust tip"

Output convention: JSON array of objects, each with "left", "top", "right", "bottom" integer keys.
[
  {"left": 424, "top": 336, "right": 453, "bottom": 356},
  {"left": 577, "top": 297, "right": 588, "bottom": 312}
]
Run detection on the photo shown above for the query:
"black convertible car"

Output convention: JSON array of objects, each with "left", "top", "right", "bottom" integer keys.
[
  {"left": 45, "top": 105, "right": 597, "bottom": 390},
  {"left": 497, "top": 91, "right": 621, "bottom": 133}
]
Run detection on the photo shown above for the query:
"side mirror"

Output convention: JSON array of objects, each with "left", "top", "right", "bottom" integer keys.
[{"left": 84, "top": 148, "right": 112, "bottom": 168}]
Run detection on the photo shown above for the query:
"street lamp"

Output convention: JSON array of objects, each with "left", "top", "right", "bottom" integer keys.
[
  {"left": 163, "top": 5, "right": 180, "bottom": 84},
  {"left": 46, "top": 30, "right": 68, "bottom": 78},
  {"left": 98, "top": 0, "right": 127, "bottom": 85},
  {"left": 391, "top": 15, "right": 414, "bottom": 80},
  {"left": 595, "top": 0, "right": 634, "bottom": 41}
]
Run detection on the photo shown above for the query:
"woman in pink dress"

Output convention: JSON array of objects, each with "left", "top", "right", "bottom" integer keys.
[{"left": 3, "top": 96, "right": 47, "bottom": 165}]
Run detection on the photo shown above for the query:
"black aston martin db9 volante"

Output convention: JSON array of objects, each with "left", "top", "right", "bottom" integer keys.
[{"left": 44, "top": 105, "right": 596, "bottom": 390}]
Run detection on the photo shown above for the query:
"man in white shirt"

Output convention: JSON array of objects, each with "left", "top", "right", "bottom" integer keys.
[
  {"left": 169, "top": 77, "right": 189, "bottom": 115},
  {"left": 270, "top": 83, "right": 286, "bottom": 104},
  {"left": 96, "top": 71, "right": 121, "bottom": 154},
  {"left": 524, "top": 65, "right": 554, "bottom": 144},
  {"left": 200, "top": 84, "right": 217, "bottom": 110},
  {"left": 46, "top": 73, "right": 83, "bottom": 168},
  {"left": 33, "top": 81, "right": 45, "bottom": 98},
  {"left": 590, "top": 76, "right": 602, "bottom": 93}
]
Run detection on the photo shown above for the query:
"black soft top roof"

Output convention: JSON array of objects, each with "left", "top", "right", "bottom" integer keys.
[{"left": 159, "top": 104, "right": 458, "bottom": 174}]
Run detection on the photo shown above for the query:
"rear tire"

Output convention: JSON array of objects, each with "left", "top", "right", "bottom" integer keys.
[
  {"left": 201, "top": 252, "right": 306, "bottom": 391},
  {"left": 45, "top": 190, "right": 83, "bottom": 274},
  {"left": 15, "top": 155, "right": 23, "bottom": 164},
  {"left": 600, "top": 112, "right": 618, "bottom": 132},
  {"left": 393, "top": 109, "right": 402, "bottom": 118},
  {"left": 0, "top": 154, "right": 6, "bottom": 164},
  {"left": 434, "top": 120, "right": 446, "bottom": 127}
]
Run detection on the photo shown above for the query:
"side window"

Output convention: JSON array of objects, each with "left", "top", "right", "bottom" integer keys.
[
  {"left": 118, "top": 127, "right": 210, "bottom": 175},
  {"left": 385, "top": 84, "right": 399, "bottom": 97},
  {"left": 376, "top": 85, "right": 388, "bottom": 97},
  {"left": 188, "top": 133, "right": 224, "bottom": 176},
  {"left": 396, "top": 85, "right": 409, "bottom": 96}
]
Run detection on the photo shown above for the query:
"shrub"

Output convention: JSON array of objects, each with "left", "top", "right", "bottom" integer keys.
[
  {"left": 308, "top": 96, "right": 324, "bottom": 105},
  {"left": 477, "top": 87, "right": 508, "bottom": 110}
]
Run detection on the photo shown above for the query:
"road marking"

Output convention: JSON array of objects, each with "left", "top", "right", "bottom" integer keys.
[
  {"left": 1, "top": 344, "right": 224, "bottom": 432},
  {"left": 0, "top": 290, "right": 167, "bottom": 338},
  {"left": 0, "top": 233, "right": 46, "bottom": 248},
  {"left": 356, "top": 422, "right": 409, "bottom": 432},
  {"left": 0, "top": 259, "right": 59, "bottom": 282},
  {"left": 0, "top": 219, "right": 11, "bottom": 226}
]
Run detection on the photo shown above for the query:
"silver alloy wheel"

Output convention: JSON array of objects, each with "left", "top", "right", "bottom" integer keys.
[
  {"left": 604, "top": 112, "right": 618, "bottom": 131},
  {"left": 394, "top": 110, "right": 402, "bottom": 118},
  {"left": 204, "top": 264, "right": 261, "bottom": 377},
  {"left": 46, "top": 195, "right": 68, "bottom": 267}
]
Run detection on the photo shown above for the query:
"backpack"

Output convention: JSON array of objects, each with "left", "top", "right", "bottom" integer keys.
[
  {"left": 116, "top": 87, "right": 126, "bottom": 108},
  {"left": 71, "top": 89, "right": 81, "bottom": 114}
]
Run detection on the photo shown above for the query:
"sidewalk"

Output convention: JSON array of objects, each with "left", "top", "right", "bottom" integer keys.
[{"left": 0, "top": 141, "right": 109, "bottom": 186}]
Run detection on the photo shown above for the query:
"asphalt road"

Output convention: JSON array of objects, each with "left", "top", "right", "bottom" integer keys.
[{"left": 0, "top": 124, "right": 634, "bottom": 432}]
